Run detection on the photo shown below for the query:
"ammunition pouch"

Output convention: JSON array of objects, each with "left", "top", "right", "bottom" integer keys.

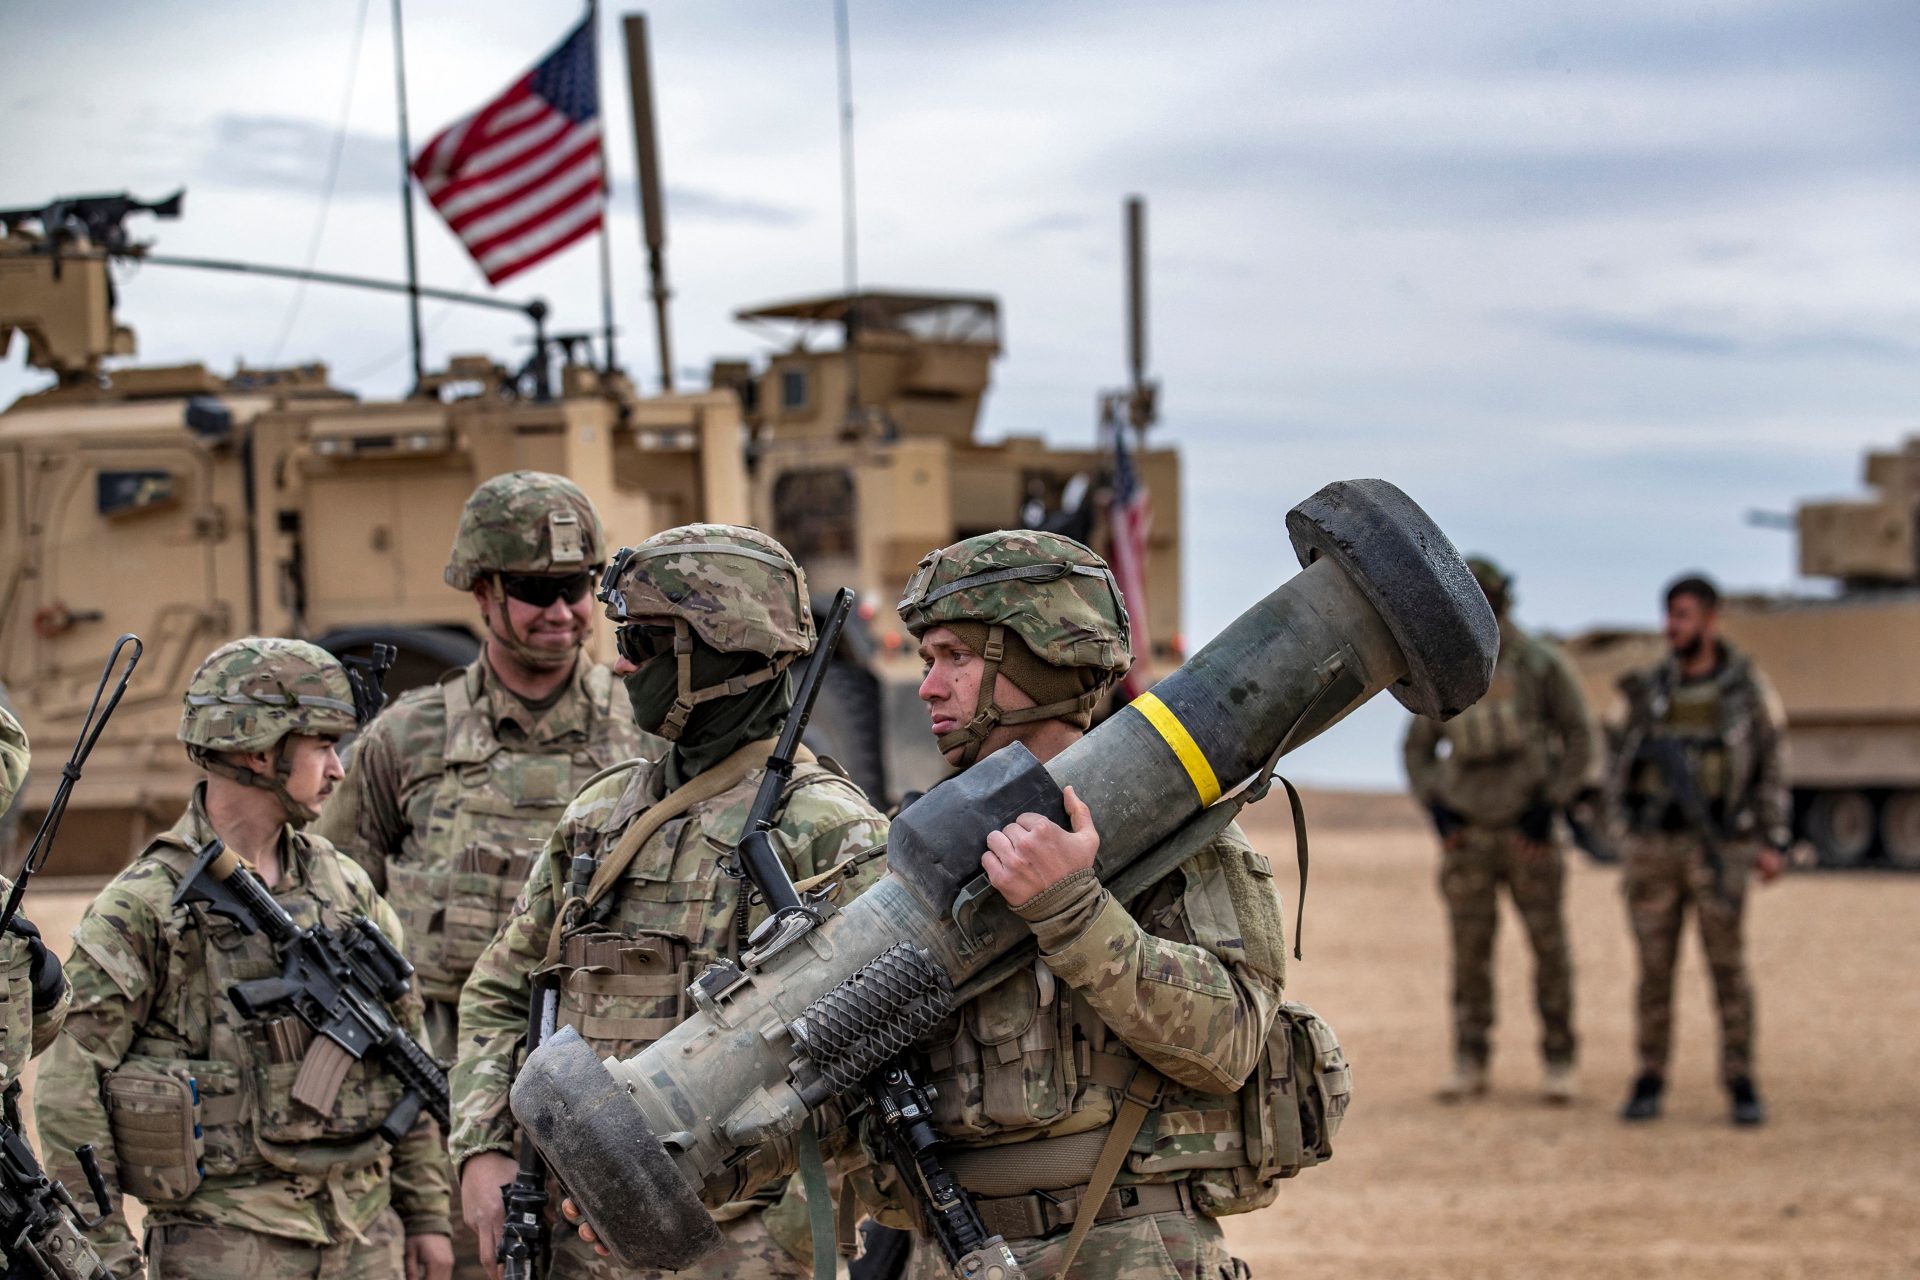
[
  {"left": 244, "top": 1012, "right": 406, "bottom": 1146},
  {"left": 443, "top": 838, "right": 541, "bottom": 978},
  {"left": 103, "top": 1060, "right": 217, "bottom": 1202},
  {"left": 922, "top": 961, "right": 1077, "bottom": 1136},
  {"left": 555, "top": 931, "right": 692, "bottom": 1062}
]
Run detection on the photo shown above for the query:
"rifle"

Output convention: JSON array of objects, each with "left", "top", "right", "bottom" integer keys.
[
  {"left": 0, "top": 637, "right": 142, "bottom": 937},
  {"left": 1638, "top": 734, "right": 1732, "bottom": 902},
  {"left": 723, "top": 587, "right": 856, "bottom": 962},
  {"left": 867, "top": 1066, "right": 1022, "bottom": 1280},
  {"left": 170, "top": 839, "right": 448, "bottom": 1142},
  {"left": 0, "top": 1087, "right": 112, "bottom": 1280}
]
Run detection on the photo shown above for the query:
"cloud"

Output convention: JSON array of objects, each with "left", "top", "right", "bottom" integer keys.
[
  {"left": 1503, "top": 308, "right": 1920, "bottom": 362},
  {"left": 198, "top": 114, "right": 396, "bottom": 198},
  {"left": 608, "top": 178, "right": 807, "bottom": 228}
]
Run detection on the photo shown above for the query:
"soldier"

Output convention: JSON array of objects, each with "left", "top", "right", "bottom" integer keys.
[
  {"left": 0, "top": 685, "right": 27, "bottom": 862},
  {"left": 453, "top": 524, "right": 889, "bottom": 1280},
  {"left": 0, "top": 701, "right": 73, "bottom": 1067},
  {"left": 1609, "top": 574, "right": 1787, "bottom": 1127},
  {"left": 1403, "top": 556, "right": 1597, "bottom": 1103},
  {"left": 37, "top": 638, "right": 453, "bottom": 1280},
  {"left": 867, "top": 530, "right": 1285, "bottom": 1280}
]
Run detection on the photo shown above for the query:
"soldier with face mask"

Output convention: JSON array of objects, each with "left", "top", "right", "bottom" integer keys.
[
  {"left": 864, "top": 530, "right": 1302, "bottom": 1280},
  {"left": 1403, "top": 556, "right": 1597, "bottom": 1104},
  {"left": 37, "top": 639, "right": 452, "bottom": 1280},
  {"left": 452, "top": 524, "right": 889, "bottom": 1280}
]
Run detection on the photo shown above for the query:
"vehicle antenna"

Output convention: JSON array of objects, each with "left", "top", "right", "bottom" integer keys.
[
  {"left": 835, "top": 0, "right": 862, "bottom": 431},
  {"left": 391, "top": 0, "right": 426, "bottom": 392}
]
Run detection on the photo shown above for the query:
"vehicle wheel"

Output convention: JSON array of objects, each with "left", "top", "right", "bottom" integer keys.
[
  {"left": 1879, "top": 791, "right": 1920, "bottom": 869},
  {"left": 805, "top": 658, "right": 889, "bottom": 806},
  {"left": 1803, "top": 789, "right": 1876, "bottom": 868}
]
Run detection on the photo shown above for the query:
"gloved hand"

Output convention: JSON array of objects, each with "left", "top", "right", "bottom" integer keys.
[
  {"left": 6, "top": 915, "right": 65, "bottom": 1014},
  {"left": 1517, "top": 802, "right": 1555, "bottom": 844},
  {"left": 1428, "top": 803, "right": 1466, "bottom": 840}
]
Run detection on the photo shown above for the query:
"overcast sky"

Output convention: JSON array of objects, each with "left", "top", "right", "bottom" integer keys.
[{"left": 6, "top": 0, "right": 1918, "bottom": 786}]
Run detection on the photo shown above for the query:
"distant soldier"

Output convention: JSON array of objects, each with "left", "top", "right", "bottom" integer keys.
[
  {"left": 1404, "top": 556, "right": 1597, "bottom": 1103},
  {"left": 38, "top": 638, "right": 452, "bottom": 1280},
  {"left": 0, "top": 685, "right": 26, "bottom": 861},
  {"left": 1609, "top": 575, "right": 1787, "bottom": 1126},
  {"left": 453, "top": 524, "right": 888, "bottom": 1280},
  {"left": 0, "top": 702, "right": 72, "bottom": 1065}
]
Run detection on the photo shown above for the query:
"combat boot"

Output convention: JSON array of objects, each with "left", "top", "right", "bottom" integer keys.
[
  {"left": 1728, "top": 1076, "right": 1767, "bottom": 1127},
  {"left": 1542, "top": 1060, "right": 1577, "bottom": 1105},
  {"left": 1619, "top": 1072, "right": 1663, "bottom": 1121},
  {"left": 1435, "top": 1055, "right": 1488, "bottom": 1102}
]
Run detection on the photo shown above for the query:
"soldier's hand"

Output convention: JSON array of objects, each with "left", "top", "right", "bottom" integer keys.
[
  {"left": 405, "top": 1233, "right": 453, "bottom": 1280},
  {"left": 1755, "top": 847, "right": 1786, "bottom": 884},
  {"left": 983, "top": 785, "right": 1099, "bottom": 909},
  {"left": 461, "top": 1151, "right": 520, "bottom": 1279},
  {"left": 560, "top": 1196, "right": 612, "bottom": 1257}
]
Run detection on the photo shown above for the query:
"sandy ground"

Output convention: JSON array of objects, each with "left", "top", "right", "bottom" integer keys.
[{"left": 12, "top": 789, "right": 1920, "bottom": 1277}]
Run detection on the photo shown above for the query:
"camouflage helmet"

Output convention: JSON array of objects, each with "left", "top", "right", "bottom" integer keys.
[
  {"left": 599, "top": 523, "right": 814, "bottom": 659},
  {"left": 444, "top": 470, "right": 606, "bottom": 590},
  {"left": 179, "top": 637, "right": 359, "bottom": 753},
  {"left": 597, "top": 524, "right": 814, "bottom": 741},
  {"left": 179, "top": 637, "right": 358, "bottom": 823},
  {"left": 1466, "top": 555, "right": 1512, "bottom": 615},
  {"left": 898, "top": 530, "right": 1131, "bottom": 675},
  {"left": 898, "top": 530, "right": 1132, "bottom": 766}
]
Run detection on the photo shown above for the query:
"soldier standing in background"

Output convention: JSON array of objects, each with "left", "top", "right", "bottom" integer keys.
[
  {"left": 0, "top": 701, "right": 73, "bottom": 1069},
  {"left": 454, "top": 524, "right": 888, "bottom": 1280},
  {"left": 316, "top": 471, "right": 647, "bottom": 1280},
  {"left": 1609, "top": 575, "right": 1788, "bottom": 1127},
  {"left": 1404, "top": 556, "right": 1597, "bottom": 1104},
  {"left": 38, "top": 639, "right": 451, "bottom": 1280}
]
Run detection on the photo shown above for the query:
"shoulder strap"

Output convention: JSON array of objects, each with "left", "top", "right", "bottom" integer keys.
[
  {"left": 1058, "top": 1062, "right": 1166, "bottom": 1278},
  {"left": 443, "top": 666, "right": 495, "bottom": 765},
  {"left": 541, "top": 738, "right": 777, "bottom": 968}
]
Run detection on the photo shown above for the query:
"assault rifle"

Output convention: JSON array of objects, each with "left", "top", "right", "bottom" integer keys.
[
  {"left": 723, "top": 587, "right": 856, "bottom": 961},
  {"left": 171, "top": 839, "right": 448, "bottom": 1142},
  {"left": 867, "top": 1067, "right": 1022, "bottom": 1280},
  {"left": 1637, "top": 734, "right": 1734, "bottom": 901},
  {"left": 0, "top": 1090, "right": 111, "bottom": 1280}
]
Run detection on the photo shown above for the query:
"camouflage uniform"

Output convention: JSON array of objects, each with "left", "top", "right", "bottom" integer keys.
[
  {"left": 1, "top": 693, "right": 29, "bottom": 858},
  {"left": 1403, "top": 564, "right": 1597, "bottom": 1075},
  {"left": 312, "top": 471, "right": 648, "bottom": 1280},
  {"left": 0, "top": 872, "right": 70, "bottom": 1072},
  {"left": 450, "top": 526, "right": 889, "bottom": 1280},
  {"left": 884, "top": 531, "right": 1277, "bottom": 1280},
  {"left": 1609, "top": 640, "right": 1788, "bottom": 1084},
  {"left": 36, "top": 640, "right": 451, "bottom": 1279}
]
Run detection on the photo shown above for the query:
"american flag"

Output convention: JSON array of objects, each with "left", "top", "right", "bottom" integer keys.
[
  {"left": 412, "top": 15, "right": 605, "bottom": 286},
  {"left": 1107, "top": 414, "right": 1155, "bottom": 700}
]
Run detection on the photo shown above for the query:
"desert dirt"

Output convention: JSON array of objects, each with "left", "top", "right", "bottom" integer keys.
[{"left": 12, "top": 788, "right": 1920, "bottom": 1278}]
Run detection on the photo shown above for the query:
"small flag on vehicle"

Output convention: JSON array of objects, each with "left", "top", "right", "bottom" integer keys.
[{"left": 1107, "top": 412, "right": 1155, "bottom": 699}]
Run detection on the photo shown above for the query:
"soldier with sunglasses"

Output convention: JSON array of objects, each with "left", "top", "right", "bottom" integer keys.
[{"left": 315, "top": 471, "right": 650, "bottom": 1280}]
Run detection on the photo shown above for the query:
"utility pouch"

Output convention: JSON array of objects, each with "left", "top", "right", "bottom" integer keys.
[
  {"left": 443, "top": 840, "right": 538, "bottom": 976},
  {"left": 103, "top": 1064, "right": 205, "bottom": 1202},
  {"left": 967, "top": 962, "right": 1074, "bottom": 1131},
  {"left": 556, "top": 931, "right": 691, "bottom": 1061}
]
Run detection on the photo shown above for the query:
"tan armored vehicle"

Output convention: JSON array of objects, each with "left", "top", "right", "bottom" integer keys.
[
  {"left": 1563, "top": 439, "right": 1920, "bottom": 869},
  {"left": 0, "top": 198, "right": 1180, "bottom": 874}
]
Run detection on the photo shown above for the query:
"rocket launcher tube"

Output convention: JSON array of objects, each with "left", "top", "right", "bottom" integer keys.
[{"left": 511, "top": 479, "right": 1497, "bottom": 1272}]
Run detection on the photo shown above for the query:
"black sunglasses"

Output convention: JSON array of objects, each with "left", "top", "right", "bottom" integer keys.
[
  {"left": 498, "top": 571, "right": 597, "bottom": 608},
  {"left": 614, "top": 622, "right": 677, "bottom": 666}
]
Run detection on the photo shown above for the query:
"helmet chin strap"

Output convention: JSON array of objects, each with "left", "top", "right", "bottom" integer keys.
[
  {"left": 656, "top": 618, "right": 795, "bottom": 742},
  {"left": 934, "top": 624, "right": 1101, "bottom": 768},
  {"left": 488, "top": 574, "right": 583, "bottom": 673},
  {"left": 190, "top": 742, "right": 320, "bottom": 825}
]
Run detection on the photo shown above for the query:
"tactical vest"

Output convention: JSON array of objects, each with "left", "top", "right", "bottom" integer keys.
[
  {"left": 1441, "top": 654, "right": 1532, "bottom": 766},
  {"left": 386, "top": 663, "right": 631, "bottom": 1002},
  {"left": 913, "top": 849, "right": 1351, "bottom": 1223},
  {"left": 1630, "top": 671, "right": 1733, "bottom": 810},
  {"left": 551, "top": 760, "right": 858, "bottom": 1065},
  {"left": 99, "top": 838, "right": 405, "bottom": 1207}
]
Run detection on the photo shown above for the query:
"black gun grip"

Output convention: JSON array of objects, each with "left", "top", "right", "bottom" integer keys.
[
  {"left": 379, "top": 1090, "right": 425, "bottom": 1145},
  {"left": 75, "top": 1144, "right": 111, "bottom": 1224}
]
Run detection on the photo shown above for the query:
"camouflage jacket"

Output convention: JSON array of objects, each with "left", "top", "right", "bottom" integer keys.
[
  {"left": 0, "top": 699, "right": 26, "bottom": 855},
  {"left": 37, "top": 789, "right": 452, "bottom": 1275},
  {"left": 314, "top": 654, "right": 651, "bottom": 1007},
  {"left": 1607, "top": 640, "right": 1791, "bottom": 848},
  {"left": 865, "top": 815, "right": 1286, "bottom": 1217},
  {"left": 1403, "top": 618, "right": 1598, "bottom": 826},
  {"left": 449, "top": 748, "right": 888, "bottom": 1174},
  {"left": 0, "top": 872, "right": 70, "bottom": 1083}
]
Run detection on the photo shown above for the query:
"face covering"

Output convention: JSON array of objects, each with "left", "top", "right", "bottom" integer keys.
[{"left": 625, "top": 637, "right": 794, "bottom": 790}]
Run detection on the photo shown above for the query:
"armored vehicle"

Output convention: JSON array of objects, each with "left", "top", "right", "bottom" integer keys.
[
  {"left": 1563, "top": 438, "right": 1920, "bottom": 869},
  {"left": 0, "top": 197, "right": 1180, "bottom": 874}
]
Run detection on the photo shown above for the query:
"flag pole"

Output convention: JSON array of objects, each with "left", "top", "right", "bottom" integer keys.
[
  {"left": 590, "top": 0, "right": 617, "bottom": 373},
  {"left": 391, "top": 0, "right": 425, "bottom": 391}
]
